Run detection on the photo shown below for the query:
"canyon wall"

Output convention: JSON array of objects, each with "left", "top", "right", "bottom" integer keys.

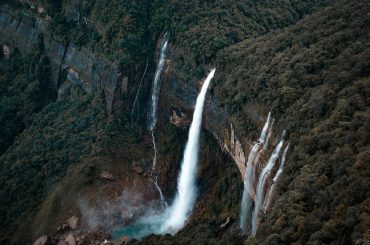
[{"left": 0, "top": 8, "right": 123, "bottom": 112}]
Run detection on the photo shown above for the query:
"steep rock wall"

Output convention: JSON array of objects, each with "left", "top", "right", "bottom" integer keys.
[{"left": 0, "top": 8, "right": 122, "bottom": 112}]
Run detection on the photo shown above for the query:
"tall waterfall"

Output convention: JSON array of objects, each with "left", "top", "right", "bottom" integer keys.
[
  {"left": 161, "top": 69, "right": 216, "bottom": 234},
  {"left": 148, "top": 33, "right": 168, "bottom": 131},
  {"left": 251, "top": 133, "right": 285, "bottom": 235},
  {"left": 147, "top": 34, "right": 168, "bottom": 204},
  {"left": 262, "top": 143, "right": 290, "bottom": 213},
  {"left": 240, "top": 112, "right": 272, "bottom": 233}
]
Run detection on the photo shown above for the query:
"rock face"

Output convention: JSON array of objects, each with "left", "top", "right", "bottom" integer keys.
[
  {"left": 0, "top": 8, "right": 122, "bottom": 112},
  {"left": 224, "top": 123, "right": 247, "bottom": 179}
]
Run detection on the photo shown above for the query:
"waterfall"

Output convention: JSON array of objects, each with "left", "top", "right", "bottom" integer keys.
[
  {"left": 161, "top": 68, "right": 216, "bottom": 234},
  {"left": 259, "top": 112, "right": 271, "bottom": 144},
  {"left": 240, "top": 112, "right": 272, "bottom": 233},
  {"left": 262, "top": 143, "right": 290, "bottom": 213},
  {"left": 146, "top": 33, "right": 168, "bottom": 204},
  {"left": 152, "top": 130, "right": 166, "bottom": 206},
  {"left": 264, "top": 119, "right": 275, "bottom": 150},
  {"left": 251, "top": 133, "right": 285, "bottom": 236},
  {"left": 131, "top": 57, "right": 149, "bottom": 121},
  {"left": 148, "top": 33, "right": 168, "bottom": 131},
  {"left": 240, "top": 144, "right": 260, "bottom": 233}
]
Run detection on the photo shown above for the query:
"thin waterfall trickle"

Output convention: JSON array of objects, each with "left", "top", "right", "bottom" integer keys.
[
  {"left": 147, "top": 33, "right": 169, "bottom": 205},
  {"left": 161, "top": 69, "right": 216, "bottom": 234},
  {"left": 240, "top": 112, "right": 272, "bottom": 233},
  {"left": 252, "top": 132, "right": 285, "bottom": 235},
  {"left": 131, "top": 57, "right": 149, "bottom": 121}
]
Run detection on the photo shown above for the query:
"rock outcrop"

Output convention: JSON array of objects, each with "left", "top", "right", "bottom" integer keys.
[{"left": 100, "top": 172, "right": 115, "bottom": 181}]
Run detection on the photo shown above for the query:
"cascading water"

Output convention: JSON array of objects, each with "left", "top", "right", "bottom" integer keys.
[
  {"left": 240, "top": 112, "right": 272, "bottom": 233},
  {"left": 262, "top": 143, "right": 290, "bottom": 213},
  {"left": 251, "top": 132, "right": 285, "bottom": 235},
  {"left": 161, "top": 68, "right": 216, "bottom": 234},
  {"left": 147, "top": 33, "right": 169, "bottom": 204}
]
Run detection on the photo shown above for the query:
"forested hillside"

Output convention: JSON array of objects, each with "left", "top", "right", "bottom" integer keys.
[{"left": 214, "top": 0, "right": 370, "bottom": 243}]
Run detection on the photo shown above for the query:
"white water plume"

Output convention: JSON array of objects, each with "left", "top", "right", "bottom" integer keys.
[
  {"left": 252, "top": 132, "right": 285, "bottom": 235},
  {"left": 161, "top": 68, "right": 216, "bottom": 234}
]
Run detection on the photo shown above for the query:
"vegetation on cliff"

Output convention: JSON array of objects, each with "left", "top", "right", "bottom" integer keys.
[{"left": 214, "top": 0, "right": 370, "bottom": 243}]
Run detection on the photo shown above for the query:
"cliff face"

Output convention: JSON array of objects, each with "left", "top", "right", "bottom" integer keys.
[
  {"left": 0, "top": 8, "right": 122, "bottom": 112},
  {"left": 0, "top": 6, "right": 257, "bottom": 182}
]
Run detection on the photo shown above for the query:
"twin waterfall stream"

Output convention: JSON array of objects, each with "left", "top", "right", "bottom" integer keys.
[{"left": 115, "top": 34, "right": 289, "bottom": 239}]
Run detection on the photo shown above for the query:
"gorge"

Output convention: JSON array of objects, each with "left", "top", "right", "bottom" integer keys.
[{"left": 0, "top": 0, "right": 369, "bottom": 245}]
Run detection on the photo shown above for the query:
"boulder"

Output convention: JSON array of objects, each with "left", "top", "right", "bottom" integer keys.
[
  {"left": 65, "top": 233, "right": 76, "bottom": 245},
  {"left": 33, "top": 235, "right": 48, "bottom": 245},
  {"left": 120, "top": 236, "right": 129, "bottom": 245},
  {"left": 66, "top": 216, "right": 79, "bottom": 229},
  {"left": 100, "top": 171, "right": 115, "bottom": 181}
]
